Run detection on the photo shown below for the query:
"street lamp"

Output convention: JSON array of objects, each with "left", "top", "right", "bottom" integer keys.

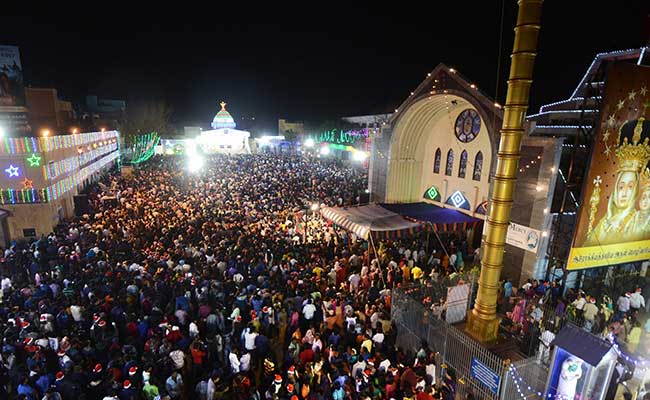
[
  {"left": 42, "top": 129, "right": 50, "bottom": 137},
  {"left": 304, "top": 138, "right": 315, "bottom": 148}
]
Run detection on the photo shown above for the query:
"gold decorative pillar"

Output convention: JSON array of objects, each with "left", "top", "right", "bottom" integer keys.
[{"left": 466, "top": 0, "right": 543, "bottom": 342}]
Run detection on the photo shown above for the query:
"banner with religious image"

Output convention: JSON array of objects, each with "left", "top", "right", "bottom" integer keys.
[{"left": 568, "top": 62, "right": 650, "bottom": 270}]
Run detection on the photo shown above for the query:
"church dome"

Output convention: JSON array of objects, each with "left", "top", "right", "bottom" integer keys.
[{"left": 211, "top": 101, "right": 237, "bottom": 129}]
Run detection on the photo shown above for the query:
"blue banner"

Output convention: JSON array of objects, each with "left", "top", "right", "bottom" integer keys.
[{"left": 470, "top": 357, "right": 500, "bottom": 394}]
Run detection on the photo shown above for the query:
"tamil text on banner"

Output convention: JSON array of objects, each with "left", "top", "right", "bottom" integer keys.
[
  {"left": 0, "top": 45, "right": 29, "bottom": 134},
  {"left": 506, "top": 221, "right": 541, "bottom": 254},
  {"left": 568, "top": 62, "right": 650, "bottom": 270}
]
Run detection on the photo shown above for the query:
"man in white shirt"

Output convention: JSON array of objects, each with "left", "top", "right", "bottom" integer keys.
[
  {"left": 240, "top": 351, "right": 251, "bottom": 372},
  {"left": 372, "top": 328, "right": 385, "bottom": 346},
  {"left": 630, "top": 288, "right": 645, "bottom": 313},
  {"left": 302, "top": 299, "right": 316, "bottom": 321},
  {"left": 243, "top": 326, "right": 258, "bottom": 351},
  {"left": 348, "top": 273, "right": 361, "bottom": 293},
  {"left": 229, "top": 348, "right": 241, "bottom": 374}
]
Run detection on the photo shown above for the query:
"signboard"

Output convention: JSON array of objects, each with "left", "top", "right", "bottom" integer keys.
[
  {"left": 445, "top": 283, "right": 470, "bottom": 324},
  {"left": 0, "top": 45, "right": 29, "bottom": 134},
  {"left": 568, "top": 62, "right": 650, "bottom": 270},
  {"left": 423, "top": 185, "right": 441, "bottom": 202},
  {"left": 470, "top": 357, "right": 500, "bottom": 394},
  {"left": 506, "top": 222, "right": 541, "bottom": 253}
]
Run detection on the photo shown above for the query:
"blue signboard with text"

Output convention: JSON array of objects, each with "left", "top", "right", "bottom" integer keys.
[{"left": 470, "top": 357, "right": 500, "bottom": 394}]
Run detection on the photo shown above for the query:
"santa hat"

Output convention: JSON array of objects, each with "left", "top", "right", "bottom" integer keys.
[
  {"left": 363, "top": 369, "right": 372, "bottom": 378},
  {"left": 57, "top": 349, "right": 66, "bottom": 357},
  {"left": 626, "top": 292, "right": 632, "bottom": 298},
  {"left": 23, "top": 337, "right": 34, "bottom": 346},
  {"left": 236, "top": 315, "right": 242, "bottom": 322},
  {"left": 287, "top": 365, "right": 296, "bottom": 375},
  {"left": 123, "top": 380, "right": 131, "bottom": 389},
  {"left": 590, "top": 298, "right": 596, "bottom": 304},
  {"left": 291, "top": 396, "right": 299, "bottom": 400},
  {"left": 129, "top": 366, "right": 138, "bottom": 376},
  {"left": 191, "top": 277, "right": 197, "bottom": 286},
  {"left": 263, "top": 306, "right": 269, "bottom": 314},
  {"left": 367, "top": 358, "right": 375, "bottom": 367},
  {"left": 98, "top": 320, "right": 106, "bottom": 327},
  {"left": 287, "top": 383, "right": 295, "bottom": 392},
  {"left": 21, "top": 320, "right": 30, "bottom": 329},
  {"left": 39, "top": 314, "right": 47, "bottom": 322},
  {"left": 93, "top": 363, "right": 103, "bottom": 374},
  {"left": 56, "top": 371, "right": 65, "bottom": 381},
  {"left": 272, "top": 374, "right": 282, "bottom": 384},
  {"left": 93, "top": 314, "right": 101, "bottom": 322}
]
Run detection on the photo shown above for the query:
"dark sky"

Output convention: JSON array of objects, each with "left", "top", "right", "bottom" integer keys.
[{"left": 2, "top": 1, "right": 648, "bottom": 132}]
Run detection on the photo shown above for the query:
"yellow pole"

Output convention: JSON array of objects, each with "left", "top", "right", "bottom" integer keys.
[{"left": 466, "top": 0, "right": 543, "bottom": 342}]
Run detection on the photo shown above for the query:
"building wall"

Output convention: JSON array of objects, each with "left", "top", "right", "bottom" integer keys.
[
  {"left": 384, "top": 94, "right": 494, "bottom": 217},
  {"left": 278, "top": 119, "right": 304, "bottom": 136},
  {"left": 0, "top": 131, "right": 119, "bottom": 242}
]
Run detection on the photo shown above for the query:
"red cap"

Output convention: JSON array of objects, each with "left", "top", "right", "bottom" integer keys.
[
  {"left": 236, "top": 315, "right": 242, "bottom": 322},
  {"left": 93, "top": 363, "right": 103, "bottom": 373},
  {"left": 287, "top": 365, "right": 295, "bottom": 375},
  {"left": 39, "top": 314, "right": 47, "bottom": 322},
  {"left": 590, "top": 298, "right": 596, "bottom": 304},
  {"left": 98, "top": 320, "right": 106, "bottom": 327},
  {"left": 23, "top": 337, "right": 34, "bottom": 345},
  {"left": 274, "top": 374, "right": 282, "bottom": 383},
  {"left": 263, "top": 306, "right": 269, "bottom": 314},
  {"left": 287, "top": 383, "right": 294, "bottom": 392},
  {"left": 363, "top": 369, "right": 371, "bottom": 378},
  {"left": 129, "top": 366, "right": 137, "bottom": 375},
  {"left": 57, "top": 349, "right": 66, "bottom": 357},
  {"left": 291, "top": 396, "right": 299, "bottom": 400},
  {"left": 123, "top": 380, "right": 131, "bottom": 389},
  {"left": 93, "top": 314, "right": 100, "bottom": 322},
  {"left": 21, "top": 320, "right": 30, "bottom": 329},
  {"left": 367, "top": 358, "right": 375, "bottom": 366},
  {"left": 56, "top": 371, "right": 64, "bottom": 381}
]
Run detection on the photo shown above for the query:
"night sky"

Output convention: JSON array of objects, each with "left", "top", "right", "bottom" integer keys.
[{"left": 2, "top": 1, "right": 648, "bottom": 132}]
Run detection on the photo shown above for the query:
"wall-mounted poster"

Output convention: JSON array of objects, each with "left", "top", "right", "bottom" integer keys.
[{"left": 568, "top": 62, "right": 650, "bottom": 270}]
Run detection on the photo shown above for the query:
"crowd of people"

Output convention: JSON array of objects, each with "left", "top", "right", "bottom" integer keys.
[
  {"left": 0, "top": 155, "right": 475, "bottom": 400},
  {"left": 500, "top": 277, "right": 650, "bottom": 358}
]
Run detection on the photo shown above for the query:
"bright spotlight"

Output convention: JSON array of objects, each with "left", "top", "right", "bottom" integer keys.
[
  {"left": 320, "top": 146, "right": 330, "bottom": 156},
  {"left": 187, "top": 156, "right": 204, "bottom": 173},
  {"left": 304, "top": 138, "right": 315, "bottom": 148},
  {"left": 353, "top": 150, "right": 368, "bottom": 162},
  {"left": 310, "top": 203, "right": 319, "bottom": 211}
]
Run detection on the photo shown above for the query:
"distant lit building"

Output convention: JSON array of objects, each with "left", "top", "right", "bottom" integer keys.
[
  {"left": 81, "top": 95, "right": 126, "bottom": 131},
  {"left": 278, "top": 119, "right": 304, "bottom": 139},
  {"left": 0, "top": 130, "right": 119, "bottom": 243},
  {"left": 197, "top": 102, "right": 251, "bottom": 154},
  {"left": 25, "top": 88, "right": 76, "bottom": 134}
]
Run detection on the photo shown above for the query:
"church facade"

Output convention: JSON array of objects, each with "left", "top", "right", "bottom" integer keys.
[{"left": 369, "top": 64, "right": 561, "bottom": 284}]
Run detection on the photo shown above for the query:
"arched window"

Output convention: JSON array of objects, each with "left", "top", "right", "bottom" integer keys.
[
  {"left": 445, "top": 149, "right": 454, "bottom": 176},
  {"left": 473, "top": 151, "right": 483, "bottom": 181},
  {"left": 458, "top": 150, "right": 468, "bottom": 178},
  {"left": 433, "top": 148, "right": 441, "bottom": 173}
]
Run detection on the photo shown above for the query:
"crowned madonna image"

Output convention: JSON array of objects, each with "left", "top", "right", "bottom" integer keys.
[{"left": 585, "top": 117, "right": 650, "bottom": 246}]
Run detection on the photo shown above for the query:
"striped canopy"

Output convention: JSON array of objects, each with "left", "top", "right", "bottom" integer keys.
[{"left": 320, "top": 204, "right": 425, "bottom": 240}]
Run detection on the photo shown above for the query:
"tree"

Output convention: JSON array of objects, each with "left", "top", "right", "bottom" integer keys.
[{"left": 122, "top": 100, "right": 173, "bottom": 138}]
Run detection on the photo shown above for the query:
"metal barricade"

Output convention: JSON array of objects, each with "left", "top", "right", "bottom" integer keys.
[
  {"left": 392, "top": 287, "right": 508, "bottom": 400},
  {"left": 501, "top": 358, "right": 549, "bottom": 399}
]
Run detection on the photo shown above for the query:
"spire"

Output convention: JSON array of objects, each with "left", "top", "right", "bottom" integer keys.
[{"left": 220, "top": 101, "right": 227, "bottom": 111}]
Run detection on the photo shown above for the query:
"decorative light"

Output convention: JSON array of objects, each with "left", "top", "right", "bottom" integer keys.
[
  {"left": 352, "top": 150, "right": 368, "bottom": 162},
  {"left": 26, "top": 153, "right": 41, "bottom": 167},
  {"left": 550, "top": 167, "right": 555, "bottom": 172},
  {"left": 449, "top": 68, "right": 456, "bottom": 73},
  {"left": 304, "top": 138, "right": 315, "bottom": 148},
  {"left": 536, "top": 186, "right": 542, "bottom": 192},
  {"left": 100, "top": 128, "right": 105, "bottom": 132},
  {"left": 494, "top": 102, "right": 502, "bottom": 108},
  {"left": 542, "top": 231, "right": 548, "bottom": 237},
  {"left": 427, "top": 73, "right": 431, "bottom": 77},
  {"left": 320, "top": 146, "right": 330, "bottom": 156},
  {"left": 470, "top": 84, "right": 476, "bottom": 89},
  {"left": 310, "top": 203, "right": 319, "bottom": 211},
  {"left": 21, "top": 178, "right": 33, "bottom": 189},
  {"left": 543, "top": 208, "right": 548, "bottom": 214},
  {"left": 72, "top": 128, "right": 78, "bottom": 134},
  {"left": 42, "top": 129, "right": 50, "bottom": 136},
  {"left": 5, "top": 165, "right": 19, "bottom": 178}
]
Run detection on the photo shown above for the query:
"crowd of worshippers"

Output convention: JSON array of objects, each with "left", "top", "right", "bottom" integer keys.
[{"left": 0, "top": 155, "right": 476, "bottom": 400}]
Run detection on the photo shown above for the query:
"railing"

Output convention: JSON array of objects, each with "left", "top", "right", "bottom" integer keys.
[{"left": 392, "top": 287, "right": 507, "bottom": 399}]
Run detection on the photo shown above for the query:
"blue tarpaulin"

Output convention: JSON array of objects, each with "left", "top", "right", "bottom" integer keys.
[{"left": 380, "top": 202, "right": 482, "bottom": 232}]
